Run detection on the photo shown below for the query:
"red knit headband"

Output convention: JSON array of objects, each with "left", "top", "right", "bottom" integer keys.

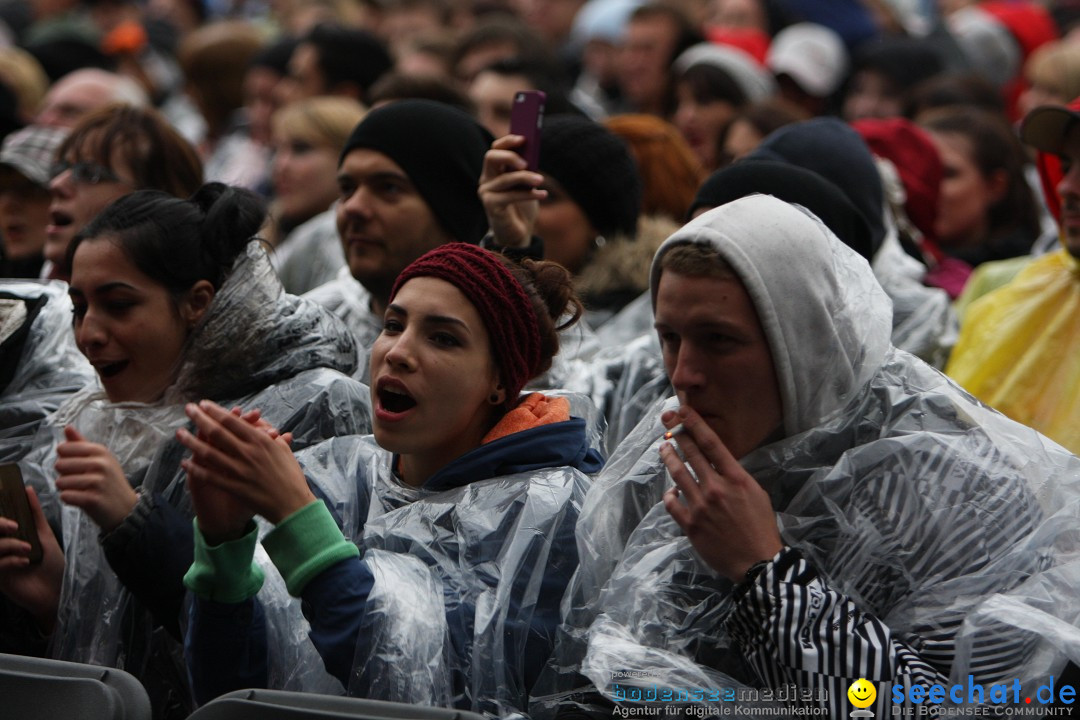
[{"left": 389, "top": 243, "right": 542, "bottom": 404}]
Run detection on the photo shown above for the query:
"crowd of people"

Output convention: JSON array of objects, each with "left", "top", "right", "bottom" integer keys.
[{"left": 0, "top": 0, "right": 1078, "bottom": 719}]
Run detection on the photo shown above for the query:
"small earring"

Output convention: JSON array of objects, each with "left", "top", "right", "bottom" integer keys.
[
  {"left": 593, "top": 235, "right": 607, "bottom": 249},
  {"left": 489, "top": 393, "right": 501, "bottom": 405}
]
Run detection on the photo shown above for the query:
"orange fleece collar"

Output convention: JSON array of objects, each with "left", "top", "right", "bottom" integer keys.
[{"left": 481, "top": 392, "right": 570, "bottom": 444}]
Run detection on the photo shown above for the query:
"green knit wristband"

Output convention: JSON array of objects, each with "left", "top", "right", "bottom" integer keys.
[
  {"left": 183, "top": 518, "right": 266, "bottom": 603},
  {"left": 262, "top": 500, "right": 360, "bottom": 597}
]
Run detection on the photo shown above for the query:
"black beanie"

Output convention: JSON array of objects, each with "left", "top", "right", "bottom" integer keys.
[
  {"left": 538, "top": 115, "right": 641, "bottom": 240},
  {"left": 748, "top": 117, "right": 886, "bottom": 256},
  {"left": 339, "top": 100, "right": 494, "bottom": 244},
  {"left": 691, "top": 159, "right": 875, "bottom": 261}
]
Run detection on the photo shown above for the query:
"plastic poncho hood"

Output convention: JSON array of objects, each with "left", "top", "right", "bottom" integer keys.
[
  {"left": 649, "top": 194, "right": 893, "bottom": 438},
  {"left": 0, "top": 281, "right": 95, "bottom": 461}
]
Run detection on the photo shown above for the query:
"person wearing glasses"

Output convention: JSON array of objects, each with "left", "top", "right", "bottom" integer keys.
[{"left": 42, "top": 103, "right": 204, "bottom": 281}]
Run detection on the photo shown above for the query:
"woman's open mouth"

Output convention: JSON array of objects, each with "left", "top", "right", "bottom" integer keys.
[
  {"left": 94, "top": 360, "right": 129, "bottom": 378},
  {"left": 375, "top": 382, "right": 418, "bottom": 421},
  {"left": 46, "top": 210, "right": 73, "bottom": 236}
]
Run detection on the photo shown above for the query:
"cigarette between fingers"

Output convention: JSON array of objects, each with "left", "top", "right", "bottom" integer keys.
[{"left": 662, "top": 423, "right": 685, "bottom": 441}]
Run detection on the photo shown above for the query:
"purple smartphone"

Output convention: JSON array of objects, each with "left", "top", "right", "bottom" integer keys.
[{"left": 509, "top": 90, "right": 546, "bottom": 171}]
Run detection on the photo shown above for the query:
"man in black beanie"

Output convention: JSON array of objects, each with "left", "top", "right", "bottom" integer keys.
[{"left": 304, "top": 99, "right": 494, "bottom": 376}]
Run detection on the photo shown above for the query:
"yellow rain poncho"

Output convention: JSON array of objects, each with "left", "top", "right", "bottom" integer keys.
[{"left": 946, "top": 249, "right": 1080, "bottom": 454}]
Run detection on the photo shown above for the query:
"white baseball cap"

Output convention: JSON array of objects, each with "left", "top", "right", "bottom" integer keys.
[{"left": 767, "top": 22, "right": 849, "bottom": 98}]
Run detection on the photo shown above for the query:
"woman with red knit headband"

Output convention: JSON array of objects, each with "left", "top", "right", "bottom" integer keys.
[{"left": 175, "top": 243, "right": 603, "bottom": 716}]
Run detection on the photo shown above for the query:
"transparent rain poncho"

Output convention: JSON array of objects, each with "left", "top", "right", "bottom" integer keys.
[
  {"left": 553, "top": 292, "right": 668, "bottom": 456},
  {"left": 0, "top": 280, "right": 95, "bottom": 462},
  {"left": 531, "top": 196, "right": 1080, "bottom": 718},
  {"left": 20, "top": 243, "right": 371, "bottom": 718},
  {"left": 562, "top": 322, "right": 669, "bottom": 456},
  {"left": 272, "top": 207, "right": 346, "bottom": 296},
  {"left": 529, "top": 320, "right": 602, "bottom": 395},
  {"left": 244, "top": 391, "right": 606, "bottom": 718},
  {"left": 871, "top": 231, "right": 958, "bottom": 370},
  {"left": 303, "top": 267, "right": 381, "bottom": 382}
]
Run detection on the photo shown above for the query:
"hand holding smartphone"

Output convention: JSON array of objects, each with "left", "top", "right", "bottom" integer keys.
[
  {"left": 0, "top": 464, "right": 43, "bottom": 565},
  {"left": 509, "top": 90, "right": 546, "bottom": 172},
  {"left": 478, "top": 91, "right": 548, "bottom": 248}
]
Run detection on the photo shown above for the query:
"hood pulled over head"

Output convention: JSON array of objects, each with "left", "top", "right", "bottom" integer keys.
[{"left": 650, "top": 194, "right": 892, "bottom": 437}]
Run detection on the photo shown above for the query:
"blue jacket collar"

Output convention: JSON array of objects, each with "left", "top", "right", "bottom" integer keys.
[{"left": 418, "top": 418, "right": 604, "bottom": 493}]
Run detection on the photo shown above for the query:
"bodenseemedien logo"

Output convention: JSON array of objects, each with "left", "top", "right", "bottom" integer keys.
[{"left": 849, "top": 678, "right": 877, "bottom": 718}]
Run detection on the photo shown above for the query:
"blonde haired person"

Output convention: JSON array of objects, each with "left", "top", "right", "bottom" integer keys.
[
  {"left": 269, "top": 96, "right": 366, "bottom": 294},
  {"left": 0, "top": 48, "right": 49, "bottom": 124}
]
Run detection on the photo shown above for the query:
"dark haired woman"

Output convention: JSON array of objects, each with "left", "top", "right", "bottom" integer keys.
[
  {"left": 480, "top": 116, "right": 676, "bottom": 330},
  {"left": 672, "top": 43, "right": 775, "bottom": 172},
  {"left": 920, "top": 106, "right": 1042, "bottom": 272},
  {"left": 179, "top": 243, "right": 603, "bottom": 716},
  {"left": 0, "top": 183, "right": 370, "bottom": 717}
]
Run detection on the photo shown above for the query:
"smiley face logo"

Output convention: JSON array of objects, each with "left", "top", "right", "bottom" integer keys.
[{"left": 848, "top": 678, "right": 877, "bottom": 709}]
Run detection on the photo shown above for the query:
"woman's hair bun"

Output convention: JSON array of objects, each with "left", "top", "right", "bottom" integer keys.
[
  {"left": 519, "top": 258, "right": 583, "bottom": 331},
  {"left": 193, "top": 182, "right": 267, "bottom": 265},
  {"left": 190, "top": 181, "right": 227, "bottom": 214}
]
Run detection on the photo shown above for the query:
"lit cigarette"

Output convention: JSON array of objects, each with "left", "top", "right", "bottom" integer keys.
[{"left": 662, "top": 424, "right": 685, "bottom": 441}]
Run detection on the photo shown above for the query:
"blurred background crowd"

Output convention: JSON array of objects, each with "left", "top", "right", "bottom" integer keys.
[{"left": 0, "top": 0, "right": 1075, "bottom": 290}]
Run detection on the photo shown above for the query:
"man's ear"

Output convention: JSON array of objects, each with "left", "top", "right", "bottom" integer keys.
[{"left": 181, "top": 280, "right": 216, "bottom": 329}]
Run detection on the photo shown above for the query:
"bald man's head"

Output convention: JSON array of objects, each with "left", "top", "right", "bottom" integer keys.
[{"left": 35, "top": 69, "right": 148, "bottom": 128}]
